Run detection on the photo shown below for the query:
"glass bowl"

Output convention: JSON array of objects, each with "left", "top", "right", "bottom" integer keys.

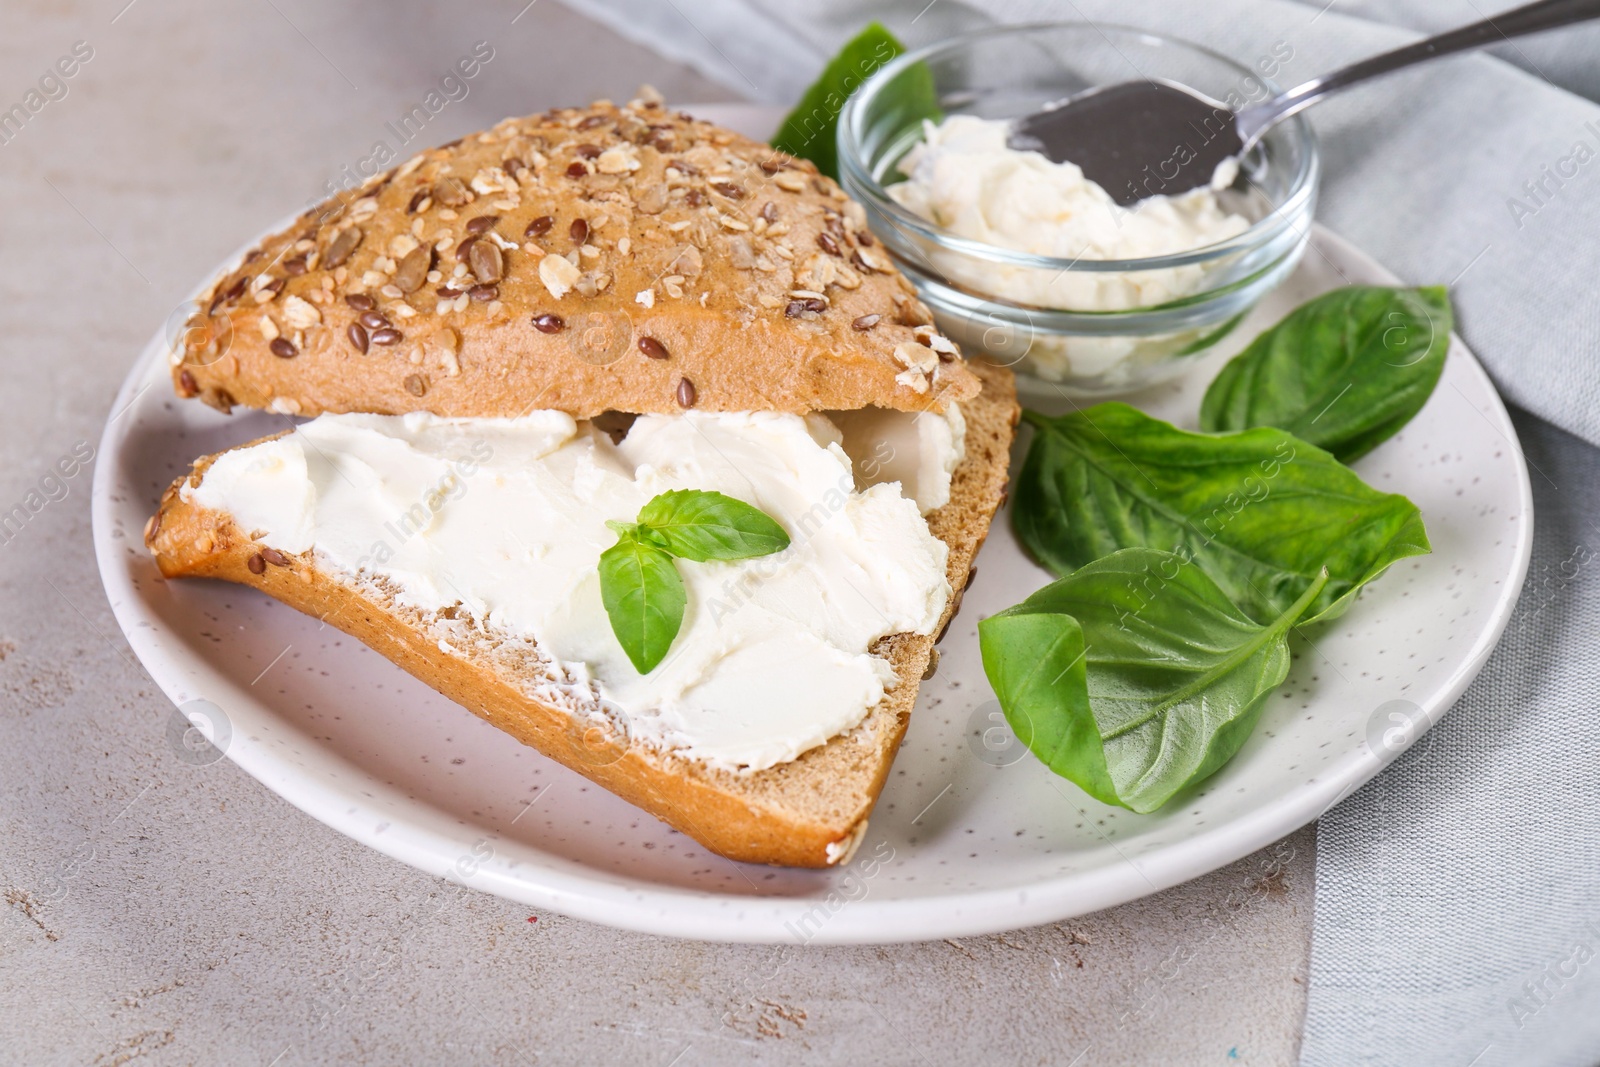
[{"left": 837, "top": 23, "right": 1320, "bottom": 397}]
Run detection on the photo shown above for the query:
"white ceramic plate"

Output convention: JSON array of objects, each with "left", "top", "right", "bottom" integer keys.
[{"left": 92, "top": 105, "right": 1532, "bottom": 944}]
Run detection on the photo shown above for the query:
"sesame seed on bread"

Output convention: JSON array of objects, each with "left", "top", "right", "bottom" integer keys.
[{"left": 173, "top": 95, "right": 981, "bottom": 420}]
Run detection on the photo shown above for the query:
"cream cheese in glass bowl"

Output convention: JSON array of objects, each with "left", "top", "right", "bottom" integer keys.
[{"left": 838, "top": 23, "right": 1319, "bottom": 395}]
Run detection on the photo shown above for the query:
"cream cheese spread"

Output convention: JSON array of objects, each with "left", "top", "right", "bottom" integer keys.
[
  {"left": 888, "top": 115, "right": 1252, "bottom": 382},
  {"left": 185, "top": 406, "right": 963, "bottom": 772},
  {"left": 827, "top": 401, "right": 965, "bottom": 514},
  {"left": 889, "top": 114, "right": 1250, "bottom": 304}
]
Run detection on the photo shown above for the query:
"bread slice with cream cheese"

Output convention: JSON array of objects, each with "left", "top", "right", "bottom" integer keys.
[{"left": 146, "top": 361, "right": 1016, "bottom": 867}]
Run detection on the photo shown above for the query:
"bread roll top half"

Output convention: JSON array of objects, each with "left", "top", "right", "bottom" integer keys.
[{"left": 173, "top": 95, "right": 980, "bottom": 420}]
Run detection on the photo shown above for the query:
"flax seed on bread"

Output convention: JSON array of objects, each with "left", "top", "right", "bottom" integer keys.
[
  {"left": 173, "top": 97, "right": 981, "bottom": 421},
  {"left": 147, "top": 361, "right": 1018, "bottom": 867}
]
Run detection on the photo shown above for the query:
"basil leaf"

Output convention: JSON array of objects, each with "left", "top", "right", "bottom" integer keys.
[
  {"left": 980, "top": 548, "right": 1329, "bottom": 812},
  {"left": 598, "top": 531, "right": 686, "bottom": 675},
  {"left": 1200, "top": 286, "right": 1453, "bottom": 462},
  {"left": 1013, "top": 403, "right": 1428, "bottom": 625},
  {"left": 975, "top": 606, "right": 1116, "bottom": 805},
  {"left": 597, "top": 491, "right": 787, "bottom": 672},
  {"left": 606, "top": 519, "right": 669, "bottom": 552},
  {"left": 636, "top": 489, "right": 790, "bottom": 562},
  {"left": 771, "top": 22, "right": 940, "bottom": 181}
]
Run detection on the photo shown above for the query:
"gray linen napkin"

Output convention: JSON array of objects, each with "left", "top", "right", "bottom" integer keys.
[{"left": 554, "top": 1, "right": 1600, "bottom": 1061}]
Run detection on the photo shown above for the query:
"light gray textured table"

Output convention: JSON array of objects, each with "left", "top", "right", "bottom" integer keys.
[{"left": 0, "top": 2, "right": 1313, "bottom": 1063}]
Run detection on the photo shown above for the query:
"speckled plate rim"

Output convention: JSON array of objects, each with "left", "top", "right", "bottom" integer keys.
[{"left": 92, "top": 108, "right": 1533, "bottom": 945}]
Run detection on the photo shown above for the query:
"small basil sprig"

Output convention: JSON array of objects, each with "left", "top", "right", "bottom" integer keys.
[
  {"left": 599, "top": 490, "right": 790, "bottom": 674},
  {"left": 980, "top": 548, "right": 1329, "bottom": 813},
  {"left": 1200, "top": 286, "right": 1453, "bottom": 462},
  {"left": 771, "top": 22, "right": 941, "bottom": 181}
]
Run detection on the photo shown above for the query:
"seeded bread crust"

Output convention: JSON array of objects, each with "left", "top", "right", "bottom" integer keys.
[
  {"left": 147, "top": 361, "right": 1017, "bottom": 868},
  {"left": 173, "top": 95, "right": 980, "bottom": 421}
]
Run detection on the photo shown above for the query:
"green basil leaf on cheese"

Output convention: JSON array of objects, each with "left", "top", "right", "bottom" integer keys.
[
  {"left": 598, "top": 491, "right": 789, "bottom": 672},
  {"left": 598, "top": 531, "right": 687, "bottom": 675},
  {"left": 636, "top": 489, "right": 791, "bottom": 562},
  {"left": 980, "top": 548, "right": 1328, "bottom": 813},
  {"left": 606, "top": 519, "right": 669, "bottom": 553},
  {"left": 1200, "top": 286, "right": 1453, "bottom": 462}
]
